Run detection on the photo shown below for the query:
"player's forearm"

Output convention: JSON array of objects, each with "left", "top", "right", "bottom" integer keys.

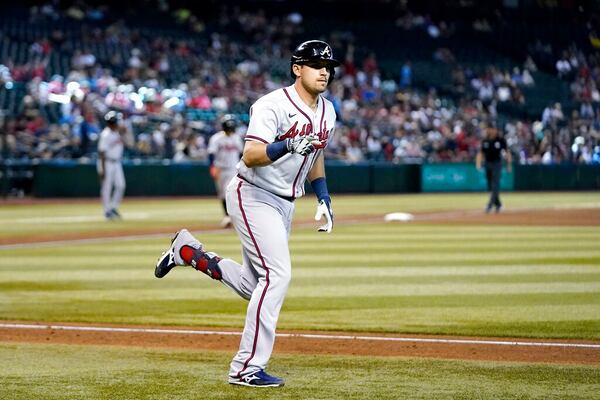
[
  {"left": 308, "top": 153, "right": 325, "bottom": 181},
  {"left": 243, "top": 139, "right": 298, "bottom": 167},
  {"left": 242, "top": 142, "right": 274, "bottom": 167}
]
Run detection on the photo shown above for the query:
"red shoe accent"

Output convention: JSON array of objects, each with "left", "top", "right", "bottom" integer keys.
[
  {"left": 180, "top": 245, "right": 221, "bottom": 280},
  {"left": 179, "top": 245, "right": 195, "bottom": 264},
  {"left": 194, "top": 257, "right": 209, "bottom": 272}
]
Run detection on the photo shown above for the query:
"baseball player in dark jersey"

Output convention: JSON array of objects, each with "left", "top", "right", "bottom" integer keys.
[{"left": 476, "top": 125, "right": 512, "bottom": 213}]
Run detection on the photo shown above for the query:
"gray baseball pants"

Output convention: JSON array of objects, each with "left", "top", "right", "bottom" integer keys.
[
  {"left": 213, "top": 176, "right": 294, "bottom": 379},
  {"left": 99, "top": 160, "right": 125, "bottom": 214}
]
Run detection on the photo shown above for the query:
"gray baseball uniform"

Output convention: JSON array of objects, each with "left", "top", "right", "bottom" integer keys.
[
  {"left": 212, "top": 84, "right": 336, "bottom": 379},
  {"left": 97, "top": 126, "right": 125, "bottom": 216},
  {"left": 207, "top": 130, "right": 244, "bottom": 199}
]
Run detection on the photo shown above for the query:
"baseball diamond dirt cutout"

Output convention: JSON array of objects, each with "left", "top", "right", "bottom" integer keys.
[
  {"left": 2, "top": 205, "right": 599, "bottom": 364},
  {"left": 0, "top": 322, "right": 599, "bottom": 365}
]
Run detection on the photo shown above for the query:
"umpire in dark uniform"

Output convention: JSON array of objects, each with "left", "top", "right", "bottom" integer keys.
[{"left": 476, "top": 125, "right": 512, "bottom": 213}]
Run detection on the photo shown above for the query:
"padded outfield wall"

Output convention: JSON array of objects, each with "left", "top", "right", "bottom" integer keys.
[
  {"left": 420, "top": 163, "right": 600, "bottom": 192},
  {"left": 28, "top": 160, "right": 421, "bottom": 197},
  {"left": 2, "top": 160, "right": 598, "bottom": 197}
]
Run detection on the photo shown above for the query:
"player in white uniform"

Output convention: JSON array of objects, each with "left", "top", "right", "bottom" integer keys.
[
  {"left": 208, "top": 115, "right": 244, "bottom": 228},
  {"left": 97, "top": 111, "right": 126, "bottom": 220},
  {"left": 154, "top": 40, "right": 339, "bottom": 387}
]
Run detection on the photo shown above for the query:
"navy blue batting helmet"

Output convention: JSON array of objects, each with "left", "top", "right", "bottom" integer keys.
[
  {"left": 222, "top": 114, "right": 237, "bottom": 131},
  {"left": 290, "top": 40, "right": 340, "bottom": 84}
]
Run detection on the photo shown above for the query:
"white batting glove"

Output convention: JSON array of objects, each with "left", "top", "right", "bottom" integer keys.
[
  {"left": 287, "top": 135, "right": 323, "bottom": 156},
  {"left": 315, "top": 199, "right": 334, "bottom": 233}
]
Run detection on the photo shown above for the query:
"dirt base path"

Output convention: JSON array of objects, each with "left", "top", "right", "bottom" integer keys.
[
  {"left": 2, "top": 208, "right": 599, "bottom": 246},
  {"left": 1, "top": 321, "right": 599, "bottom": 365},
  {"left": 415, "top": 207, "right": 600, "bottom": 226}
]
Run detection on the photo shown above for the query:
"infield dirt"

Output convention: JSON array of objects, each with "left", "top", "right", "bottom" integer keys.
[{"left": 1, "top": 322, "right": 599, "bottom": 365}]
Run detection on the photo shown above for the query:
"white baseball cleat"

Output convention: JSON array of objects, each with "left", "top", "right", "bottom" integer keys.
[{"left": 154, "top": 229, "right": 202, "bottom": 278}]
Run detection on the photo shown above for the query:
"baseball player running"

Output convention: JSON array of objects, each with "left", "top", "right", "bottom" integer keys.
[
  {"left": 208, "top": 115, "right": 244, "bottom": 228},
  {"left": 154, "top": 40, "right": 339, "bottom": 387},
  {"left": 97, "top": 111, "right": 127, "bottom": 220}
]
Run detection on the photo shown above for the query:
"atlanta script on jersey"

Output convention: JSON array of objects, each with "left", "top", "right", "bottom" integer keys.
[{"left": 238, "top": 84, "right": 336, "bottom": 199}]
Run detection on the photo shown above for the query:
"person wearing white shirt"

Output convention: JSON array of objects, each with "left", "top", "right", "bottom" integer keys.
[{"left": 97, "top": 111, "right": 126, "bottom": 220}]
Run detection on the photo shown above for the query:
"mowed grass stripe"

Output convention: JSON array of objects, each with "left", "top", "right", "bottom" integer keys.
[
  {"left": 3, "top": 271, "right": 600, "bottom": 289},
  {"left": 3, "top": 279, "right": 599, "bottom": 300},
  {"left": 2, "top": 301, "right": 598, "bottom": 338},
  {"left": 6, "top": 252, "right": 600, "bottom": 269},
  {"left": 5, "top": 237, "right": 600, "bottom": 256},
  {"left": 2, "top": 226, "right": 599, "bottom": 251},
  {"left": 4, "top": 293, "right": 598, "bottom": 314},
  {"left": 2, "top": 265, "right": 599, "bottom": 293}
]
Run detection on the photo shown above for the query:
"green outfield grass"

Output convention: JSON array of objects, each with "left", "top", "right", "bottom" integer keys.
[
  {"left": 1, "top": 343, "right": 598, "bottom": 400},
  {"left": 1, "top": 192, "right": 600, "bottom": 338},
  {"left": 2, "top": 192, "right": 599, "bottom": 399}
]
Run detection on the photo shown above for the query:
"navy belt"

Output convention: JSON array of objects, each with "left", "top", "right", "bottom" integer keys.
[{"left": 237, "top": 174, "right": 295, "bottom": 202}]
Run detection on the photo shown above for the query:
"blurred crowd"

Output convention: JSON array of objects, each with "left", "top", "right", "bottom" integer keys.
[{"left": 1, "top": 2, "right": 599, "bottom": 165}]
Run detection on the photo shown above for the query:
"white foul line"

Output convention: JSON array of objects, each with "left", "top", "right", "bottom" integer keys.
[{"left": 1, "top": 323, "right": 599, "bottom": 349}]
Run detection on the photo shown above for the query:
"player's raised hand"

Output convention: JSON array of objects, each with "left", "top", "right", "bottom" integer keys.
[
  {"left": 286, "top": 135, "right": 323, "bottom": 156},
  {"left": 315, "top": 198, "right": 333, "bottom": 233}
]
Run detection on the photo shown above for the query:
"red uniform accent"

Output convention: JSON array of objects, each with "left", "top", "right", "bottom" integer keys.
[
  {"left": 179, "top": 245, "right": 194, "bottom": 264},
  {"left": 244, "top": 135, "right": 269, "bottom": 144},
  {"left": 235, "top": 180, "right": 271, "bottom": 378},
  {"left": 180, "top": 245, "right": 209, "bottom": 272}
]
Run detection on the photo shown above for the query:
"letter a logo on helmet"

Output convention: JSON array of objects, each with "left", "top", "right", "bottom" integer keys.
[{"left": 290, "top": 40, "right": 341, "bottom": 84}]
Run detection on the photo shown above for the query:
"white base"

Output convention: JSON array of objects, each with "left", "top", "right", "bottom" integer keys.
[{"left": 384, "top": 212, "right": 415, "bottom": 222}]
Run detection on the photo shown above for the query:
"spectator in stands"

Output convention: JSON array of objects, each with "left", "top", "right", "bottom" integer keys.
[
  {"left": 556, "top": 52, "right": 572, "bottom": 79},
  {"left": 399, "top": 61, "right": 412, "bottom": 89},
  {"left": 592, "top": 146, "right": 600, "bottom": 164},
  {"left": 3, "top": 3, "right": 599, "bottom": 168}
]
